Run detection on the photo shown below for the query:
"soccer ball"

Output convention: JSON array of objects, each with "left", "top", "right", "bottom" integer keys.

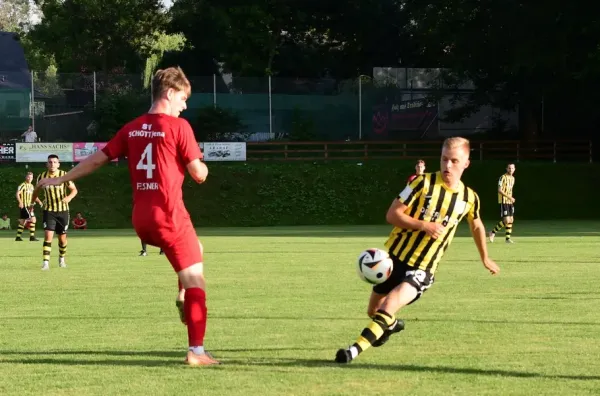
[{"left": 356, "top": 248, "right": 394, "bottom": 285}]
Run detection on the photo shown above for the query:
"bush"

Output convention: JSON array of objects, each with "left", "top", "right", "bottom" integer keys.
[
  {"left": 92, "top": 90, "right": 148, "bottom": 141},
  {"left": 192, "top": 106, "right": 249, "bottom": 142},
  {"left": 288, "top": 107, "right": 316, "bottom": 141},
  {"left": 1, "top": 161, "right": 598, "bottom": 228}
]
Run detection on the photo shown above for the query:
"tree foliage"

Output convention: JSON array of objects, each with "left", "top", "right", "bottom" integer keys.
[
  {"left": 141, "top": 32, "right": 187, "bottom": 88},
  {"left": 0, "top": 0, "right": 33, "bottom": 32},
  {"left": 192, "top": 106, "right": 249, "bottom": 142},
  {"left": 16, "top": 0, "right": 600, "bottom": 139},
  {"left": 92, "top": 90, "right": 148, "bottom": 141},
  {"left": 405, "top": 1, "right": 600, "bottom": 138},
  {"left": 169, "top": 0, "right": 311, "bottom": 77},
  {"left": 29, "top": 0, "right": 168, "bottom": 73},
  {"left": 168, "top": 0, "right": 413, "bottom": 79}
]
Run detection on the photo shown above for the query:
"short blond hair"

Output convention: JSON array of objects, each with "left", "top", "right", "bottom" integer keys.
[
  {"left": 443, "top": 137, "right": 470, "bottom": 151},
  {"left": 152, "top": 66, "right": 191, "bottom": 101}
]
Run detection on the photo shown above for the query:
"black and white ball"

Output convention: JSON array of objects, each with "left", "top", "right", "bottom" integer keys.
[{"left": 356, "top": 248, "right": 394, "bottom": 285}]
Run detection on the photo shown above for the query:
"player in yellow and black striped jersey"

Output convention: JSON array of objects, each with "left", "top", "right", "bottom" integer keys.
[
  {"left": 15, "top": 172, "right": 43, "bottom": 241},
  {"left": 335, "top": 137, "right": 500, "bottom": 364},
  {"left": 31, "top": 154, "right": 78, "bottom": 270},
  {"left": 489, "top": 163, "right": 516, "bottom": 243}
]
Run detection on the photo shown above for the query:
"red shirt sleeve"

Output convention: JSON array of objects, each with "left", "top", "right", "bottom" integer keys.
[
  {"left": 177, "top": 119, "right": 202, "bottom": 164},
  {"left": 407, "top": 174, "right": 417, "bottom": 184},
  {"left": 102, "top": 126, "right": 128, "bottom": 160}
]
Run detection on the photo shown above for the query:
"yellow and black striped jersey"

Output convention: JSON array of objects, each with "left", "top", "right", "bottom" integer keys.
[
  {"left": 497, "top": 174, "right": 515, "bottom": 204},
  {"left": 17, "top": 181, "right": 35, "bottom": 207},
  {"left": 384, "top": 171, "right": 480, "bottom": 275},
  {"left": 36, "top": 170, "right": 72, "bottom": 212}
]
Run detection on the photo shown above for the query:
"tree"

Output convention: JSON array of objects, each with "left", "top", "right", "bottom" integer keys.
[
  {"left": 167, "top": 0, "right": 418, "bottom": 83},
  {"left": 169, "top": 0, "right": 329, "bottom": 78},
  {"left": 141, "top": 32, "right": 187, "bottom": 88},
  {"left": 29, "top": 0, "right": 168, "bottom": 73},
  {"left": 306, "top": 0, "right": 416, "bottom": 77},
  {"left": 0, "top": 0, "right": 33, "bottom": 32},
  {"left": 405, "top": 1, "right": 600, "bottom": 140},
  {"left": 20, "top": 34, "right": 56, "bottom": 73},
  {"left": 192, "top": 106, "right": 249, "bottom": 142}
]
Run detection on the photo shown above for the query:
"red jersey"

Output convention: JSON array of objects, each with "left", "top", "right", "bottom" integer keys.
[
  {"left": 73, "top": 217, "right": 86, "bottom": 226},
  {"left": 102, "top": 114, "right": 202, "bottom": 229},
  {"left": 407, "top": 174, "right": 418, "bottom": 184}
]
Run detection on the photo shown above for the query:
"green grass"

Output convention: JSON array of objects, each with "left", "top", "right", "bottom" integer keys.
[{"left": 1, "top": 221, "right": 600, "bottom": 395}]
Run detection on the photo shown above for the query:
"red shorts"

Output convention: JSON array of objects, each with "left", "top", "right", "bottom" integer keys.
[{"left": 133, "top": 209, "right": 203, "bottom": 273}]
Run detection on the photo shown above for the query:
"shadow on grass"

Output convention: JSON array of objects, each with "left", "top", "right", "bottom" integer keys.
[
  {"left": 225, "top": 358, "right": 600, "bottom": 381},
  {"left": 1, "top": 352, "right": 599, "bottom": 381},
  {"left": 2, "top": 316, "right": 600, "bottom": 327},
  {"left": 0, "top": 348, "right": 310, "bottom": 358}
]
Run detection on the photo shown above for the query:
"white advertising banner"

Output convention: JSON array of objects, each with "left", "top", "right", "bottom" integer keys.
[
  {"left": 200, "top": 142, "right": 247, "bottom": 161},
  {"left": 16, "top": 143, "right": 74, "bottom": 162}
]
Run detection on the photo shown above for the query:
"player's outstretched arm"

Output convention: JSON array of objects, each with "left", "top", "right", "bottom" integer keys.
[
  {"left": 186, "top": 159, "right": 208, "bottom": 184},
  {"left": 468, "top": 217, "right": 500, "bottom": 275},
  {"left": 38, "top": 151, "right": 110, "bottom": 188}
]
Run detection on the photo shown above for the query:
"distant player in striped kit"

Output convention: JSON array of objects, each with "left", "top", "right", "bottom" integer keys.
[
  {"left": 15, "top": 172, "right": 42, "bottom": 242},
  {"left": 489, "top": 163, "right": 516, "bottom": 243},
  {"left": 31, "top": 155, "right": 79, "bottom": 270}
]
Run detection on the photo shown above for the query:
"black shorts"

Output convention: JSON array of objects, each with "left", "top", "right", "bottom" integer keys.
[
  {"left": 19, "top": 207, "right": 34, "bottom": 220},
  {"left": 500, "top": 204, "right": 515, "bottom": 217},
  {"left": 372, "top": 254, "right": 435, "bottom": 304},
  {"left": 43, "top": 210, "right": 70, "bottom": 234}
]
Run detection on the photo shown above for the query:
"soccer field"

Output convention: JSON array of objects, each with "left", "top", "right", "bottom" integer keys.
[{"left": 1, "top": 221, "right": 599, "bottom": 395}]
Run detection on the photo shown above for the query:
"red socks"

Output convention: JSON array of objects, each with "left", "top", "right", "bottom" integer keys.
[{"left": 184, "top": 288, "right": 207, "bottom": 347}]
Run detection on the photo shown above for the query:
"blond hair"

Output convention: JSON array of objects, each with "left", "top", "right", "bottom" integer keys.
[
  {"left": 443, "top": 137, "right": 470, "bottom": 151},
  {"left": 152, "top": 66, "right": 191, "bottom": 101}
]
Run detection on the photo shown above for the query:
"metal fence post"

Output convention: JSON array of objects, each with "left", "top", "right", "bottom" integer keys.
[
  {"left": 93, "top": 71, "right": 97, "bottom": 110},
  {"left": 358, "top": 76, "right": 362, "bottom": 140},
  {"left": 30, "top": 70, "right": 35, "bottom": 131},
  {"left": 213, "top": 74, "right": 217, "bottom": 108},
  {"left": 268, "top": 75, "right": 273, "bottom": 140}
]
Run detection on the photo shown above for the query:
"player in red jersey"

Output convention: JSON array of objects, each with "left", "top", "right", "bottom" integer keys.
[
  {"left": 36, "top": 67, "right": 219, "bottom": 366},
  {"left": 407, "top": 159, "right": 426, "bottom": 184}
]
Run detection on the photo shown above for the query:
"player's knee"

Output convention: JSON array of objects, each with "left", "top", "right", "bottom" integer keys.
[
  {"left": 367, "top": 306, "right": 378, "bottom": 318},
  {"left": 367, "top": 298, "right": 385, "bottom": 317},
  {"left": 178, "top": 263, "right": 205, "bottom": 289}
]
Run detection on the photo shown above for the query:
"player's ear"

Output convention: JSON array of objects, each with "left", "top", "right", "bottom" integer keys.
[
  {"left": 166, "top": 88, "right": 175, "bottom": 101},
  {"left": 464, "top": 159, "right": 470, "bottom": 169}
]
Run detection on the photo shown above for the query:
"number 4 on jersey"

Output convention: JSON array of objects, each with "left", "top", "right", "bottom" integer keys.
[{"left": 136, "top": 143, "right": 156, "bottom": 179}]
